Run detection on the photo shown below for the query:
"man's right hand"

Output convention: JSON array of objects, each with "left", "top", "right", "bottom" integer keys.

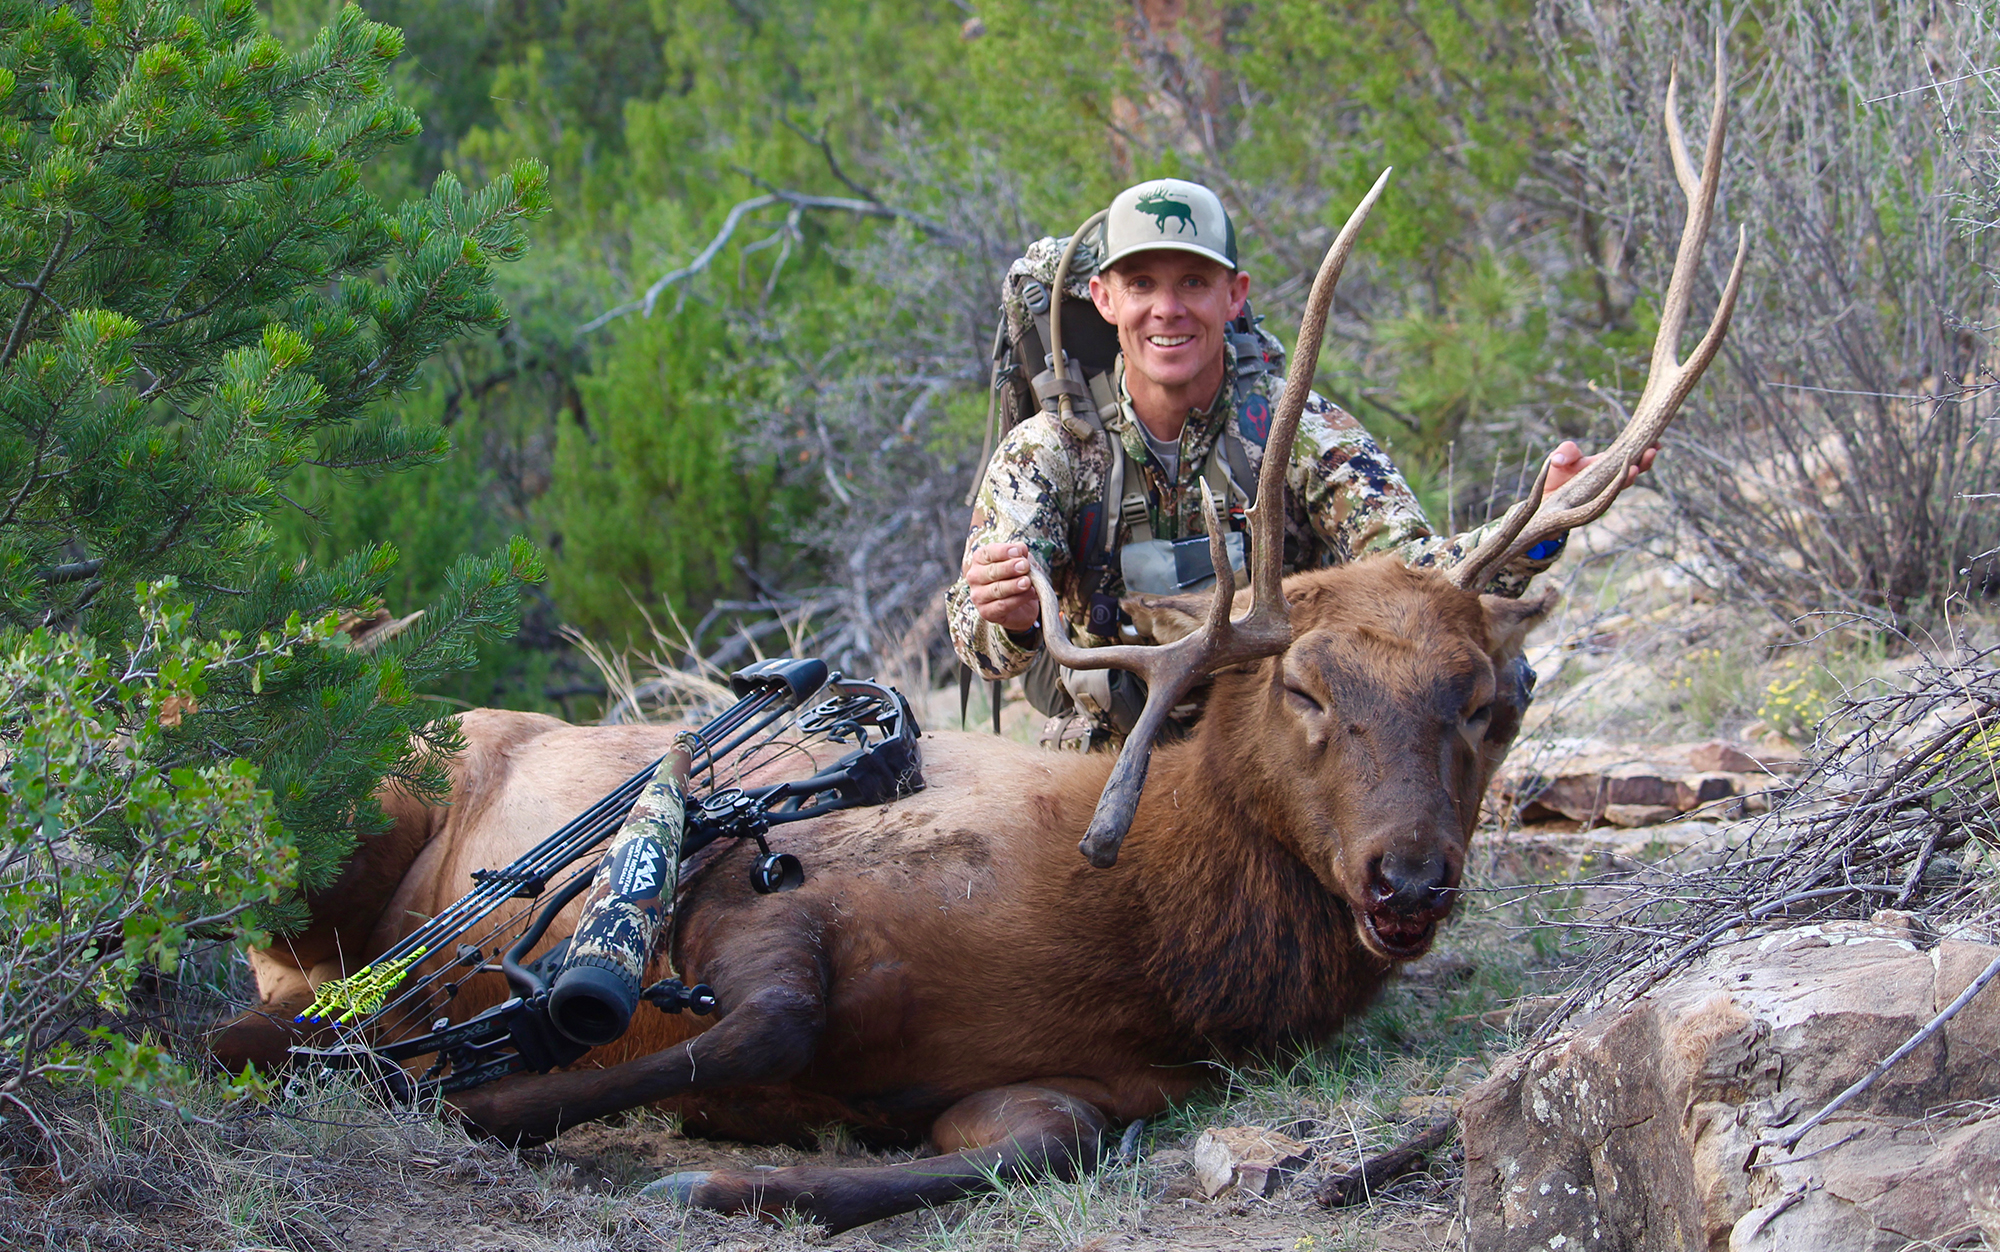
[{"left": 963, "top": 542, "right": 1041, "bottom": 634}]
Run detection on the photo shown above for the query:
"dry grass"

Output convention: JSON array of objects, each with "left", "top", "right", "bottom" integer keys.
[{"left": 0, "top": 1068, "right": 838, "bottom": 1252}]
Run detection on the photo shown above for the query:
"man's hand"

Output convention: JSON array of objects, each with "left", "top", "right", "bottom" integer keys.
[
  {"left": 963, "top": 542, "right": 1041, "bottom": 634},
  {"left": 1544, "top": 439, "right": 1659, "bottom": 498}
]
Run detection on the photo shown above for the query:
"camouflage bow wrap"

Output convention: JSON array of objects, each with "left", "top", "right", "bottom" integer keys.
[{"left": 547, "top": 737, "right": 696, "bottom": 1037}]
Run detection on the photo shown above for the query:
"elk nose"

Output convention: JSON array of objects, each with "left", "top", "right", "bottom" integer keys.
[{"left": 1368, "top": 852, "right": 1455, "bottom": 917}]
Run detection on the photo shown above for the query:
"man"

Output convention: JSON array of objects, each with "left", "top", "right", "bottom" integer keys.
[{"left": 948, "top": 177, "right": 1648, "bottom": 742}]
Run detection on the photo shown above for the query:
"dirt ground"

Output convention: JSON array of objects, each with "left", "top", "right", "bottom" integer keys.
[{"left": 4, "top": 1086, "right": 1469, "bottom": 1252}]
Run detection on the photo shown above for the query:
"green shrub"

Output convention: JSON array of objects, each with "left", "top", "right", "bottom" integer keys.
[
  {"left": 0, "top": 0, "right": 550, "bottom": 1138},
  {"left": 0, "top": 582, "right": 298, "bottom": 1136}
]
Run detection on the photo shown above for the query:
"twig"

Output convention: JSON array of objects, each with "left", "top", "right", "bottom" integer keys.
[
  {"left": 1755, "top": 950, "right": 2000, "bottom": 1153},
  {"left": 1314, "top": 1115, "right": 1457, "bottom": 1207},
  {"left": 2, "top": 217, "right": 75, "bottom": 368},
  {"left": 780, "top": 116, "right": 881, "bottom": 203},
  {"left": 1746, "top": 1127, "right": 1861, "bottom": 1167},
  {"left": 575, "top": 194, "right": 778, "bottom": 335},
  {"left": 40, "top": 559, "right": 103, "bottom": 584},
  {"left": 1862, "top": 66, "right": 2000, "bottom": 103}
]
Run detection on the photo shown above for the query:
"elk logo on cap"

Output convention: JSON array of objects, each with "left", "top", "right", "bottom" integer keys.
[{"left": 1134, "top": 186, "right": 1195, "bottom": 236}]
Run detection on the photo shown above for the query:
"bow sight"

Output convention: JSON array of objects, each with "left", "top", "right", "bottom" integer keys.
[{"left": 291, "top": 659, "right": 922, "bottom": 1098}]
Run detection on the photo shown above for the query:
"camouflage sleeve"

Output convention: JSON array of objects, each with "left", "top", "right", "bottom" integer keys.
[
  {"left": 1289, "top": 393, "right": 1560, "bottom": 597},
  {"left": 946, "top": 416, "right": 1081, "bottom": 681},
  {"left": 1395, "top": 513, "right": 1565, "bottom": 599}
]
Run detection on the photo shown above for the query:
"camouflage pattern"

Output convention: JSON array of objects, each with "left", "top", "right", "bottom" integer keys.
[
  {"left": 1002, "top": 233, "right": 1102, "bottom": 335},
  {"left": 561, "top": 742, "right": 693, "bottom": 991},
  {"left": 947, "top": 362, "right": 1559, "bottom": 681}
]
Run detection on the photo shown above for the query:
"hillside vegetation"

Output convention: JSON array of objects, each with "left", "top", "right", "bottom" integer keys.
[
  {"left": 0, "top": 0, "right": 1996, "bottom": 1245},
  {"left": 272, "top": 0, "right": 2000, "bottom": 711}
]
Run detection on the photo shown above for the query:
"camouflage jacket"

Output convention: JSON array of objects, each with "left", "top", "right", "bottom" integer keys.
[{"left": 947, "top": 359, "right": 1561, "bottom": 681}]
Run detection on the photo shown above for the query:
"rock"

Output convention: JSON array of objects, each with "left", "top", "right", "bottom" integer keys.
[
  {"left": 1498, "top": 741, "right": 1803, "bottom": 828},
  {"left": 1399, "top": 950, "right": 1478, "bottom": 989},
  {"left": 1675, "top": 772, "right": 1740, "bottom": 811},
  {"left": 1398, "top": 1094, "right": 1457, "bottom": 1121},
  {"left": 1601, "top": 803, "right": 1683, "bottom": 828},
  {"left": 1522, "top": 763, "right": 1679, "bottom": 822},
  {"left": 1689, "top": 740, "right": 1765, "bottom": 773},
  {"left": 1462, "top": 922, "right": 2000, "bottom": 1251},
  {"left": 1191, "top": 1126, "right": 1311, "bottom": 1199}
]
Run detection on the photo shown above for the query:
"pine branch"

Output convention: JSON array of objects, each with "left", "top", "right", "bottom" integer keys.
[{"left": 2, "top": 217, "right": 75, "bottom": 368}]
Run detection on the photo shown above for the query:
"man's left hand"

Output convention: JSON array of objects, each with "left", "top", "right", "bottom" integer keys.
[{"left": 1544, "top": 439, "right": 1659, "bottom": 498}]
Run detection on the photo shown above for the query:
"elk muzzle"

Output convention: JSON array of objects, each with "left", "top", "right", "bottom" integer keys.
[{"left": 1358, "top": 848, "right": 1460, "bottom": 960}]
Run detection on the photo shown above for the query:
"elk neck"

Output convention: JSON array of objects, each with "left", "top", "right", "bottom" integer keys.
[{"left": 1114, "top": 715, "right": 1393, "bottom": 1056}]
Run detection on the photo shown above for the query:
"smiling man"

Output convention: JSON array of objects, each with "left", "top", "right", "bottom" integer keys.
[{"left": 947, "top": 178, "right": 1641, "bottom": 747}]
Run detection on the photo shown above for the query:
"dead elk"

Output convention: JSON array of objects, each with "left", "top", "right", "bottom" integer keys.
[
  {"left": 216, "top": 558, "right": 1552, "bottom": 1231},
  {"left": 211, "top": 59, "right": 1743, "bottom": 1233}
]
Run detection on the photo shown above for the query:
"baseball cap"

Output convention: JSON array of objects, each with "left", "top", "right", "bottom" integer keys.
[{"left": 1099, "top": 178, "right": 1237, "bottom": 271}]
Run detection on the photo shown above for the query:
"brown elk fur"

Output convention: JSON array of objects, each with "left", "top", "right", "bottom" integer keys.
[{"left": 213, "top": 556, "right": 1551, "bottom": 1230}]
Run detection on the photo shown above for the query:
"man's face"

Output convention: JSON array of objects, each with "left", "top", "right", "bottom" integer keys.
[{"left": 1089, "top": 252, "right": 1251, "bottom": 396}]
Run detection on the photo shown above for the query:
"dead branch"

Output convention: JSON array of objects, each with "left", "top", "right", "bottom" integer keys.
[
  {"left": 1315, "top": 1114, "right": 1457, "bottom": 1207},
  {"left": 576, "top": 191, "right": 960, "bottom": 336},
  {"left": 1525, "top": 634, "right": 2000, "bottom": 1043}
]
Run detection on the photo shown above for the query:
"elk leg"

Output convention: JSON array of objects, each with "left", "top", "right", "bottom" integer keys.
[
  {"left": 206, "top": 950, "right": 336, "bottom": 1071},
  {"left": 650, "top": 1084, "right": 1109, "bottom": 1233},
  {"left": 450, "top": 958, "right": 827, "bottom": 1145}
]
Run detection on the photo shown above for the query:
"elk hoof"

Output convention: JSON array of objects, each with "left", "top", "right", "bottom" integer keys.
[{"left": 639, "top": 1171, "right": 712, "bottom": 1205}]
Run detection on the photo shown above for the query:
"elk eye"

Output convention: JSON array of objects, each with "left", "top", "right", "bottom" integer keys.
[
  {"left": 1469, "top": 702, "right": 1494, "bottom": 723},
  {"left": 1285, "top": 684, "right": 1323, "bottom": 715}
]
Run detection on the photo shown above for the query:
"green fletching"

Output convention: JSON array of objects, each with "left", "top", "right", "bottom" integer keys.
[{"left": 299, "top": 947, "right": 428, "bottom": 1024}]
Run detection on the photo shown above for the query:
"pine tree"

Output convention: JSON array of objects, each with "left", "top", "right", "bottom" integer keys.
[{"left": 0, "top": 0, "right": 550, "bottom": 911}]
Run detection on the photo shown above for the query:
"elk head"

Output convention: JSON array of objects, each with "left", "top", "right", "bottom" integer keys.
[
  {"left": 1130, "top": 563, "right": 1554, "bottom": 959},
  {"left": 1033, "top": 52, "right": 1745, "bottom": 873}
]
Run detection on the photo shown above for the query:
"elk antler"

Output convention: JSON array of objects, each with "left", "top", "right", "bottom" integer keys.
[
  {"left": 1449, "top": 47, "right": 1749, "bottom": 593},
  {"left": 1031, "top": 168, "right": 1395, "bottom": 869}
]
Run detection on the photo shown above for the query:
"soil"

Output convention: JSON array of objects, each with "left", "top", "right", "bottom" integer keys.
[{"left": 3, "top": 1104, "right": 1472, "bottom": 1240}]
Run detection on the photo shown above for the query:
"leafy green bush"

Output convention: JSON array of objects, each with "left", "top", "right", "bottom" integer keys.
[
  {"left": 0, "top": 0, "right": 549, "bottom": 899},
  {"left": 0, "top": 582, "right": 300, "bottom": 1139}
]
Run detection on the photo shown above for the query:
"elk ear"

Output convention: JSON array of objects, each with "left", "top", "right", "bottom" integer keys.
[
  {"left": 1479, "top": 588, "right": 1558, "bottom": 659},
  {"left": 1123, "top": 592, "right": 1209, "bottom": 645},
  {"left": 1124, "top": 585, "right": 1256, "bottom": 646}
]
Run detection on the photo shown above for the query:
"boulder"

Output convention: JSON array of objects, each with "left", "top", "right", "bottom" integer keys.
[
  {"left": 1462, "top": 920, "right": 2000, "bottom": 1251},
  {"left": 1499, "top": 739, "right": 1792, "bottom": 827},
  {"left": 1688, "top": 740, "right": 1778, "bottom": 774}
]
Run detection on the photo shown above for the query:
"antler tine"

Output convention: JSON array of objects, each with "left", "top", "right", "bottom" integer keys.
[
  {"left": 1446, "top": 458, "right": 1554, "bottom": 591},
  {"left": 1450, "top": 43, "right": 1746, "bottom": 590},
  {"left": 1664, "top": 61, "right": 1699, "bottom": 200},
  {"left": 1251, "top": 166, "right": 1396, "bottom": 617},
  {"left": 1026, "top": 171, "right": 1394, "bottom": 868},
  {"left": 1652, "top": 43, "right": 1730, "bottom": 383}
]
